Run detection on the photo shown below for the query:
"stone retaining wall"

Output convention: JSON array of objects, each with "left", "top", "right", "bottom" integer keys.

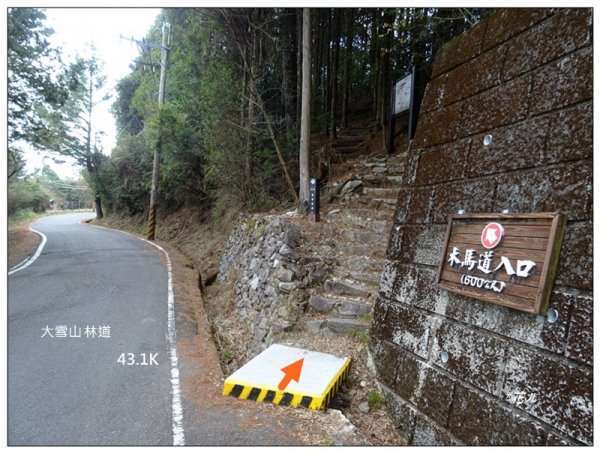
[
  {"left": 219, "top": 215, "right": 308, "bottom": 352},
  {"left": 372, "top": 8, "right": 592, "bottom": 446}
]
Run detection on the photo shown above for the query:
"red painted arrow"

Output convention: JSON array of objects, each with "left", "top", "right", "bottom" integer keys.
[{"left": 278, "top": 358, "right": 304, "bottom": 391}]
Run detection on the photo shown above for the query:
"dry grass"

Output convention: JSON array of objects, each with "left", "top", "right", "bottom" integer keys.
[{"left": 7, "top": 219, "right": 41, "bottom": 269}]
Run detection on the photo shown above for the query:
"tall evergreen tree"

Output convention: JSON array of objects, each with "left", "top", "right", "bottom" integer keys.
[
  {"left": 7, "top": 8, "right": 69, "bottom": 180},
  {"left": 39, "top": 56, "right": 111, "bottom": 218}
]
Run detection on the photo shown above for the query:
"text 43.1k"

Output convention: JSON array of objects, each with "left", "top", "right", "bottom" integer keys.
[{"left": 117, "top": 352, "right": 159, "bottom": 366}]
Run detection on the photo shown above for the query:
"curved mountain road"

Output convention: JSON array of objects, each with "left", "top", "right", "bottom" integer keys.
[
  {"left": 8, "top": 213, "right": 177, "bottom": 445},
  {"left": 7, "top": 213, "right": 366, "bottom": 447}
]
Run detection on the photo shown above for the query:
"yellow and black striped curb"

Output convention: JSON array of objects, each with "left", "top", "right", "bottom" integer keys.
[{"left": 223, "top": 357, "right": 351, "bottom": 410}]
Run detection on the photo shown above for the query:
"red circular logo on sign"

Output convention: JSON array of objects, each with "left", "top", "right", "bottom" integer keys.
[{"left": 481, "top": 223, "right": 505, "bottom": 249}]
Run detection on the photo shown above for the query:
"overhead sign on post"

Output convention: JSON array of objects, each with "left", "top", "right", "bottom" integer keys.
[{"left": 436, "top": 213, "right": 566, "bottom": 315}]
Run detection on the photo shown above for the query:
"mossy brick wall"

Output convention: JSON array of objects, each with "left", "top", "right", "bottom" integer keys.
[{"left": 371, "top": 8, "right": 592, "bottom": 446}]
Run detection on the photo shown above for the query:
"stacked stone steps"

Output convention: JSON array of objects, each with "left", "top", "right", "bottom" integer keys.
[
  {"left": 345, "top": 207, "right": 394, "bottom": 222},
  {"left": 342, "top": 213, "right": 391, "bottom": 234},
  {"left": 308, "top": 277, "right": 373, "bottom": 335},
  {"left": 333, "top": 144, "right": 364, "bottom": 155},
  {"left": 341, "top": 228, "right": 388, "bottom": 246},
  {"left": 336, "top": 241, "right": 387, "bottom": 260},
  {"left": 334, "top": 135, "right": 364, "bottom": 145},
  {"left": 350, "top": 196, "right": 398, "bottom": 210},
  {"left": 311, "top": 204, "right": 391, "bottom": 335},
  {"left": 362, "top": 173, "right": 404, "bottom": 186},
  {"left": 351, "top": 154, "right": 406, "bottom": 178},
  {"left": 351, "top": 163, "right": 406, "bottom": 179},
  {"left": 336, "top": 225, "right": 389, "bottom": 263},
  {"left": 331, "top": 134, "right": 367, "bottom": 155},
  {"left": 308, "top": 317, "right": 370, "bottom": 335},
  {"left": 330, "top": 121, "right": 375, "bottom": 155},
  {"left": 362, "top": 187, "right": 400, "bottom": 199},
  {"left": 337, "top": 125, "right": 372, "bottom": 135},
  {"left": 324, "top": 278, "right": 373, "bottom": 298},
  {"left": 341, "top": 255, "right": 387, "bottom": 275},
  {"left": 334, "top": 268, "right": 382, "bottom": 286},
  {"left": 308, "top": 121, "right": 406, "bottom": 336},
  {"left": 309, "top": 293, "right": 371, "bottom": 317}
]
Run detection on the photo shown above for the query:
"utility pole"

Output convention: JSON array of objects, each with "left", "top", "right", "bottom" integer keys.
[{"left": 147, "top": 23, "right": 171, "bottom": 240}]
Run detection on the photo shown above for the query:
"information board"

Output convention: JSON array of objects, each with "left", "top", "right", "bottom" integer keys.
[
  {"left": 387, "top": 67, "right": 421, "bottom": 151},
  {"left": 394, "top": 73, "right": 413, "bottom": 115},
  {"left": 436, "top": 213, "right": 566, "bottom": 315}
]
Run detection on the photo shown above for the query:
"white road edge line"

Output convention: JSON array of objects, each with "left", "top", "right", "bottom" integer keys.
[
  {"left": 138, "top": 239, "right": 186, "bottom": 447},
  {"left": 83, "top": 221, "right": 186, "bottom": 446},
  {"left": 8, "top": 227, "right": 47, "bottom": 275}
]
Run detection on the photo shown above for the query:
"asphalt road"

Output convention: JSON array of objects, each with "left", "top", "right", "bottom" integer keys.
[
  {"left": 8, "top": 213, "right": 174, "bottom": 446},
  {"left": 7, "top": 213, "right": 359, "bottom": 447}
]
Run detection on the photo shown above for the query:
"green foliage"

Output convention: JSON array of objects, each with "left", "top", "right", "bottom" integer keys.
[
  {"left": 7, "top": 8, "right": 69, "bottom": 179},
  {"left": 155, "top": 103, "right": 207, "bottom": 210},
  {"left": 348, "top": 329, "right": 370, "bottom": 344},
  {"left": 32, "top": 54, "right": 113, "bottom": 217},
  {"left": 38, "top": 165, "right": 94, "bottom": 209},
  {"left": 44, "top": 56, "right": 111, "bottom": 165},
  {"left": 8, "top": 8, "right": 57, "bottom": 140},
  {"left": 358, "top": 312, "right": 373, "bottom": 322},
  {"left": 367, "top": 389, "right": 387, "bottom": 411},
  {"left": 8, "top": 166, "right": 93, "bottom": 217},
  {"left": 103, "top": 7, "right": 488, "bottom": 220},
  {"left": 220, "top": 349, "right": 233, "bottom": 361},
  {"left": 199, "top": 58, "right": 247, "bottom": 202},
  {"left": 8, "top": 6, "right": 488, "bottom": 222},
  {"left": 112, "top": 73, "right": 144, "bottom": 136},
  {"left": 7, "top": 177, "right": 53, "bottom": 215},
  {"left": 109, "top": 134, "right": 153, "bottom": 214},
  {"left": 8, "top": 209, "right": 45, "bottom": 230}
]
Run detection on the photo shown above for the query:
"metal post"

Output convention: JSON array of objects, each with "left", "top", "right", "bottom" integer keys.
[
  {"left": 147, "top": 23, "right": 170, "bottom": 240},
  {"left": 387, "top": 79, "right": 396, "bottom": 154}
]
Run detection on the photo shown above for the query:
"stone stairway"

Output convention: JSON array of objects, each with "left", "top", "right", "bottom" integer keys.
[
  {"left": 330, "top": 121, "right": 374, "bottom": 155},
  {"left": 307, "top": 144, "right": 407, "bottom": 336}
]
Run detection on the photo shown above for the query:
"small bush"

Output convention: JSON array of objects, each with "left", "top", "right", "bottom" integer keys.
[
  {"left": 220, "top": 349, "right": 233, "bottom": 361},
  {"left": 367, "top": 390, "right": 387, "bottom": 411},
  {"left": 348, "top": 329, "right": 369, "bottom": 344}
]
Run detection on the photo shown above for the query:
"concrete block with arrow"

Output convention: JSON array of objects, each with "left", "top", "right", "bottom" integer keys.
[{"left": 223, "top": 344, "right": 350, "bottom": 410}]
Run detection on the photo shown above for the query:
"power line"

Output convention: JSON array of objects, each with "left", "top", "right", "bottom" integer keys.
[{"left": 38, "top": 180, "right": 90, "bottom": 191}]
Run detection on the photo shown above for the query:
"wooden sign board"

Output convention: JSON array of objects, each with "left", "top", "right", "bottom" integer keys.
[{"left": 436, "top": 213, "right": 566, "bottom": 315}]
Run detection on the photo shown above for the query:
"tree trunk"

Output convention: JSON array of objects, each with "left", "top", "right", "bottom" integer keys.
[
  {"left": 329, "top": 9, "right": 340, "bottom": 141},
  {"left": 379, "top": 9, "right": 394, "bottom": 135},
  {"left": 370, "top": 9, "right": 380, "bottom": 117},
  {"left": 86, "top": 66, "right": 93, "bottom": 155},
  {"left": 95, "top": 196, "right": 104, "bottom": 219},
  {"left": 411, "top": 8, "right": 429, "bottom": 69},
  {"left": 298, "top": 8, "right": 312, "bottom": 214},
  {"left": 296, "top": 8, "right": 303, "bottom": 128},
  {"left": 341, "top": 9, "right": 354, "bottom": 128},
  {"left": 245, "top": 32, "right": 257, "bottom": 204},
  {"left": 282, "top": 9, "right": 297, "bottom": 143},
  {"left": 323, "top": 10, "right": 332, "bottom": 135}
]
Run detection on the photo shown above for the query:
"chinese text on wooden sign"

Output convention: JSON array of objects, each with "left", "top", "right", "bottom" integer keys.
[{"left": 436, "top": 213, "right": 566, "bottom": 315}]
